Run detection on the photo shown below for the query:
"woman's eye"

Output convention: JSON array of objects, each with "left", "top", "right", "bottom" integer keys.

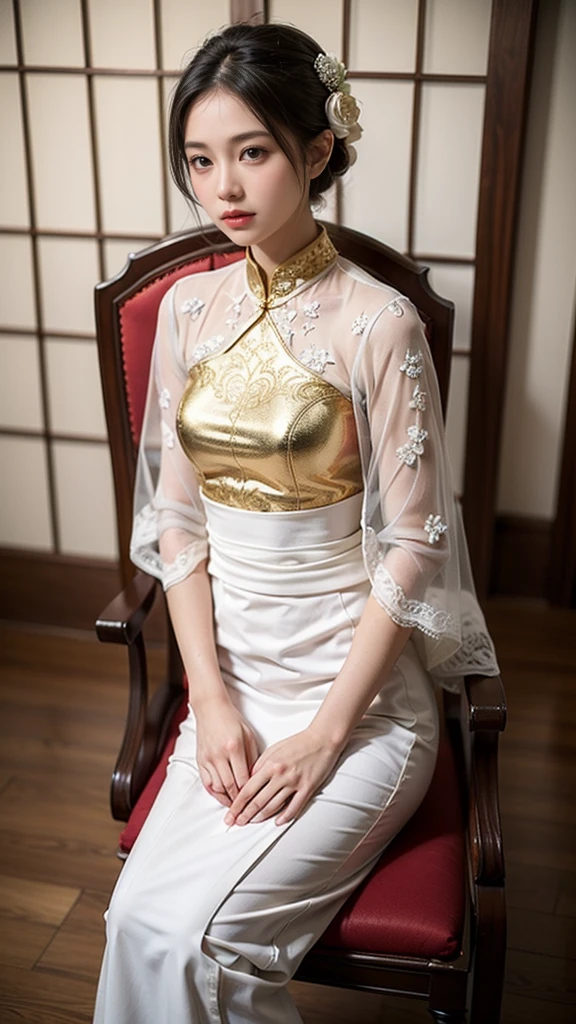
[
  {"left": 242, "top": 147, "right": 265, "bottom": 161},
  {"left": 189, "top": 156, "right": 211, "bottom": 170}
]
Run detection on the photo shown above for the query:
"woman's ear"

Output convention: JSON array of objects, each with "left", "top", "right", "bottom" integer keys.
[{"left": 308, "top": 129, "right": 334, "bottom": 180}]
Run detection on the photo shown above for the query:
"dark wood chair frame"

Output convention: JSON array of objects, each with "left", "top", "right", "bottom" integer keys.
[{"left": 95, "top": 222, "right": 506, "bottom": 1024}]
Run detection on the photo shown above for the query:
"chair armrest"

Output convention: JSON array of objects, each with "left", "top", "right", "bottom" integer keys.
[
  {"left": 96, "top": 570, "right": 158, "bottom": 645},
  {"left": 464, "top": 674, "right": 507, "bottom": 732},
  {"left": 459, "top": 674, "right": 507, "bottom": 887}
]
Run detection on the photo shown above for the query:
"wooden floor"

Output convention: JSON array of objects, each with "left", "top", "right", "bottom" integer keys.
[{"left": 0, "top": 599, "right": 574, "bottom": 1023}]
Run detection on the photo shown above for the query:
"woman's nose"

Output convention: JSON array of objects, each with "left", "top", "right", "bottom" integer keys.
[{"left": 217, "top": 165, "right": 243, "bottom": 201}]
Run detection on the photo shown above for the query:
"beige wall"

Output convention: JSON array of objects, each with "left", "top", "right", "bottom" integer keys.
[
  {"left": 497, "top": 0, "right": 576, "bottom": 520},
  {"left": 3, "top": 0, "right": 568, "bottom": 566}
]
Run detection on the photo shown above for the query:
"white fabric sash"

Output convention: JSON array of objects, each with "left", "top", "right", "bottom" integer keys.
[{"left": 202, "top": 491, "right": 368, "bottom": 596}]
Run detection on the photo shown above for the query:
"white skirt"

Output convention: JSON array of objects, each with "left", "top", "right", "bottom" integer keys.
[{"left": 94, "top": 494, "right": 439, "bottom": 1024}]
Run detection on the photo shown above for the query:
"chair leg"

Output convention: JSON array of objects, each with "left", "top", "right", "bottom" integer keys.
[{"left": 428, "top": 1012, "right": 467, "bottom": 1023}]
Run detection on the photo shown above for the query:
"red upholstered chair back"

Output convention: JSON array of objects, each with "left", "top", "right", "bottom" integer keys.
[{"left": 95, "top": 223, "right": 453, "bottom": 586}]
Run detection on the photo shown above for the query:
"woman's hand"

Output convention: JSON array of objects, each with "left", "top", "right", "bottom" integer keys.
[
  {"left": 195, "top": 698, "right": 260, "bottom": 807},
  {"left": 224, "top": 726, "right": 344, "bottom": 826}
]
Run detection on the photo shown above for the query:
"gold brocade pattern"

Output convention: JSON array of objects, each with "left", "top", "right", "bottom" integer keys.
[
  {"left": 245, "top": 227, "right": 338, "bottom": 306},
  {"left": 176, "top": 228, "right": 362, "bottom": 512}
]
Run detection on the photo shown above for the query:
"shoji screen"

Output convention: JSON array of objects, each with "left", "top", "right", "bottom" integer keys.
[{"left": 0, "top": 0, "right": 228, "bottom": 560}]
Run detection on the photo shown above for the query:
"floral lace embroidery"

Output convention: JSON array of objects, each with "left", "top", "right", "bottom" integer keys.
[
  {"left": 163, "top": 543, "right": 204, "bottom": 590},
  {"left": 132, "top": 503, "right": 158, "bottom": 545},
  {"left": 363, "top": 527, "right": 457, "bottom": 639},
  {"left": 432, "top": 608, "right": 499, "bottom": 679},
  {"left": 424, "top": 514, "right": 448, "bottom": 544},
  {"left": 226, "top": 294, "right": 246, "bottom": 328},
  {"left": 303, "top": 301, "right": 320, "bottom": 319},
  {"left": 386, "top": 299, "right": 404, "bottom": 317},
  {"left": 351, "top": 312, "right": 368, "bottom": 335},
  {"left": 399, "top": 350, "right": 423, "bottom": 379},
  {"left": 189, "top": 335, "right": 226, "bottom": 366},
  {"left": 299, "top": 343, "right": 336, "bottom": 375},
  {"left": 161, "top": 421, "right": 175, "bottom": 449},
  {"left": 409, "top": 384, "right": 427, "bottom": 412},
  {"left": 396, "top": 425, "right": 428, "bottom": 466},
  {"left": 181, "top": 297, "right": 205, "bottom": 320},
  {"left": 271, "top": 308, "right": 298, "bottom": 345},
  {"left": 158, "top": 387, "right": 171, "bottom": 409}
]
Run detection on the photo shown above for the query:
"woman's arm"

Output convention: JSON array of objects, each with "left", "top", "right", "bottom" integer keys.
[
  {"left": 164, "top": 560, "right": 259, "bottom": 806},
  {"left": 223, "top": 598, "right": 412, "bottom": 827}
]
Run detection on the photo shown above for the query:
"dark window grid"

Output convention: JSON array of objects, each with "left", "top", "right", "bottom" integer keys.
[
  {"left": 3, "top": 0, "right": 481, "bottom": 552},
  {"left": 0, "top": 426, "right": 108, "bottom": 445}
]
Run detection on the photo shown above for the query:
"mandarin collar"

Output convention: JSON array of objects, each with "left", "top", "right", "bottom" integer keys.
[{"left": 245, "top": 225, "right": 338, "bottom": 307}]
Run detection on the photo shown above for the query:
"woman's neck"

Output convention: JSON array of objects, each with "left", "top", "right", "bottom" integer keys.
[{"left": 250, "top": 208, "right": 319, "bottom": 284}]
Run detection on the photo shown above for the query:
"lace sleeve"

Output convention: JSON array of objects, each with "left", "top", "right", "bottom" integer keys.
[
  {"left": 352, "top": 295, "right": 499, "bottom": 683},
  {"left": 130, "top": 282, "right": 208, "bottom": 590}
]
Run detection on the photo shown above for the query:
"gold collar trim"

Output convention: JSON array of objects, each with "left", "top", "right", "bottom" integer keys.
[{"left": 245, "top": 225, "right": 338, "bottom": 306}]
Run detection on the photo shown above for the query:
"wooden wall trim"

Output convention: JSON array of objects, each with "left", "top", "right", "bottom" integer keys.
[
  {"left": 549, "top": 307, "right": 576, "bottom": 606},
  {"left": 230, "top": 0, "right": 267, "bottom": 23},
  {"left": 463, "top": 0, "right": 539, "bottom": 597},
  {"left": 0, "top": 549, "right": 120, "bottom": 632},
  {"left": 491, "top": 515, "right": 552, "bottom": 599}
]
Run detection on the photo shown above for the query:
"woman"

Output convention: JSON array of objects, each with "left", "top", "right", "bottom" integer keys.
[{"left": 94, "top": 21, "right": 498, "bottom": 1024}]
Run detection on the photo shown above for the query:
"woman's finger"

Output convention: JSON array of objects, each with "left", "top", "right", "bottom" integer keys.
[
  {"left": 213, "top": 758, "right": 239, "bottom": 802},
  {"left": 233, "top": 782, "right": 293, "bottom": 826},
  {"left": 225, "top": 769, "right": 275, "bottom": 822},
  {"left": 275, "top": 790, "right": 308, "bottom": 825}
]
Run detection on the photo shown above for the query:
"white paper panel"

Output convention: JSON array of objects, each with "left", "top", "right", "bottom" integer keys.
[
  {"left": 0, "top": 75, "right": 29, "bottom": 227},
  {"left": 414, "top": 84, "right": 485, "bottom": 257},
  {"left": 498, "top": 0, "right": 576, "bottom": 519},
  {"left": 0, "top": 235, "right": 35, "bottom": 329},
  {"left": 316, "top": 183, "right": 338, "bottom": 224},
  {"left": 88, "top": 0, "right": 155, "bottom": 69},
  {"left": 161, "top": 0, "right": 229, "bottom": 70},
  {"left": 0, "top": 335, "right": 43, "bottom": 430},
  {"left": 28, "top": 75, "right": 95, "bottom": 231},
  {"left": 54, "top": 441, "right": 118, "bottom": 558},
  {"left": 46, "top": 340, "right": 106, "bottom": 437},
  {"left": 0, "top": 0, "right": 18, "bottom": 63},
  {"left": 270, "top": 0, "right": 343, "bottom": 59},
  {"left": 38, "top": 238, "right": 99, "bottom": 334},
  {"left": 426, "top": 263, "right": 475, "bottom": 351},
  {"left": 21, "top": 0, "right": 84, "bottom": 66},
  {"left": 423, "top": 0, "right": 492, "bottom": 76},
  {"left": 445, "top": 354, "right": 469, "bottom": 496},
  {"left": 341, "top": 81, "right": 413, "bottom": 252},
  {"left": 349, "top": 0, "right": 418, "bottom": 72},
  {"left": 103, "top": 239, "right": 150, "bottom": 281},
  {"left": 0, "top": 436, "right": 52, "bottom": 549},
  {"left": 95, "top": 77, "right": 164, "bottom": 235}
]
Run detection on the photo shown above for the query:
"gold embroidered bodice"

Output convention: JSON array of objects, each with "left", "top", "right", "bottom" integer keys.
[{"left": 176, "top": 229, "right": 363, "bottom": 512}]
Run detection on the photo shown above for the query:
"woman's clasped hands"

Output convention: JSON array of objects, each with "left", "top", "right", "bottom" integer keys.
[{"left": 195, "top": 698, "right": 342, "bottom": 826}]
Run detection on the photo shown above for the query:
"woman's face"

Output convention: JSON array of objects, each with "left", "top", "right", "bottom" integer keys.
[{"left": 183, "top": 89, "right": 313, "bottom": 252}]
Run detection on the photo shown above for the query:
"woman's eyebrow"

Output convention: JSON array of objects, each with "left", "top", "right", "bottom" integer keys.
[{"left": 184, "top": 131, "right": 271, "bottom": 150}]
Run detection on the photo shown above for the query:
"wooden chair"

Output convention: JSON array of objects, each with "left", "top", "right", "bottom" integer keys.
[{"left": 95, "top": 222, "right": 507, "bottom": 1024}]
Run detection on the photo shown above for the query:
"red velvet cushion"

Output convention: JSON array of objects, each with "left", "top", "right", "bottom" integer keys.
[
  {"left": 119, "top": 702, "right": 465, "bottom": 960},
  {"left": 119, "top": 250, "right": 245, "bottom": 446}
]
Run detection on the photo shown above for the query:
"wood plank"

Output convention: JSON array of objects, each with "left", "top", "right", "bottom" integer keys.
[
  {"left": 37, "top": 891, "right": 108, "bottom": 983},
  {"left": 0, "top": 963, "right": 97, "bottom": 1023},
  {"left": 0, "top": 829, "right": 122, "bottom": 894},
  {"left": 0, "top": 874, "right": 79, "bottom": 927},
  {"left": 504, "top": 949, "right": 576, "bottom": 1006},
  {"left": 507, "top": 907, "right": 576, "bottom": 960},
  {"left": 0, "top": 917, "right": 55, "bottom": 970},
  {"left": 501, "top": 990, "right": 576, "bottom": 1024},
  {"left": 288, "top": 980, "right": 430, "bottom": 1023},
  {"left": 505, "top": 861, "right": 562, "bottom": 915}
]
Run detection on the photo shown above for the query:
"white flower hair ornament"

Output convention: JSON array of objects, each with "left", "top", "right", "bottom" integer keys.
[{"left": 314, "top": 53, "right": 363, "bottom": 166}]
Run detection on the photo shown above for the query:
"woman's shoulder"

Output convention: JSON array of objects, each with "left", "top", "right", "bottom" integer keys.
[
  {"left": 167, "top": 255, "right": 246, "bottom": 314},
  {"left": 331, "top": 255, "right": 423, "bottom": 339}
]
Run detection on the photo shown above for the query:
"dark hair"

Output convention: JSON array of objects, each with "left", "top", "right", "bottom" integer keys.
[{"left": 168, "top": 23, "right": 350, "bottom": 206}]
